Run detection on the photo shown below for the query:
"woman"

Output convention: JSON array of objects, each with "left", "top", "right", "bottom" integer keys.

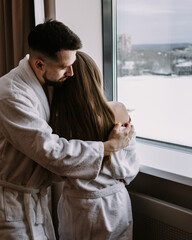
[{"left": 50, "top": 51, "right": 139, "bottom": 240}]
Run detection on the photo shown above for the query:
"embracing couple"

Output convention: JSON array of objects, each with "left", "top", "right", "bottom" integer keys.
[{"left": 0, "top": 20, "right": 139, "bottom": 240}]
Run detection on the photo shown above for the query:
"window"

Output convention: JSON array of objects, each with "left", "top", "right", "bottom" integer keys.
[
  {"left": 116, "top": 0, "right": 192, "bottom": 148},
  {"left": 102, "top": 0, "right": 192, "bottom": 185}
]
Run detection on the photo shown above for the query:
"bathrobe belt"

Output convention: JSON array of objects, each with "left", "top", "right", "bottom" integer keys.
[
  {"left": 64, "top": 181, "right": 125, "bottom": 199},
  {"left": 0, "top": 180, "right": 56, "bottom": 240}
]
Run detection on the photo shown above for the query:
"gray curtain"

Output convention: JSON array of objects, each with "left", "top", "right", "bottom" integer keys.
[
  {"left": 44, "top": 3, "right": 62, "bottom": 236},
  {"left": 44, "top": 0, "right": 55, "bottom": 21},
  {"left": 0, "top": 0, "right": 35, "bottom": 77},
  {"left": 41, "top": 0, "right": 59, "bottom": 236}
]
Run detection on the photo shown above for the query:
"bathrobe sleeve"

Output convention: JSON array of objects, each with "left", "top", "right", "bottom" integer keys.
[
  {"left": 102, "top": 132, "right": 140, "bottom": 184},
  {"left": 0, "top": 92, "right": 103, "bottom": 180}
]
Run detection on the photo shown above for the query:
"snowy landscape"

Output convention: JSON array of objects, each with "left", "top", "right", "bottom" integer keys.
[{"left": 118, "top": 74, "right": 192, "bottom": 147}]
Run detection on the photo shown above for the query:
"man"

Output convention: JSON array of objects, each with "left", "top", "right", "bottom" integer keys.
[{"left": 0, "top": 20, "right": 133, "bottom": 240}]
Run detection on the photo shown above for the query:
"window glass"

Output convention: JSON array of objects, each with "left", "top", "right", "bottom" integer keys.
[{"left": 117, "top": 0, "right": 192, "bottom": 147}]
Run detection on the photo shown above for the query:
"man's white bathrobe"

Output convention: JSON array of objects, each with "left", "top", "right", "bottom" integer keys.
[
  {"left": 58, "top": 134, "right": 139, "bottom": 240},
  {"left": 0, "top": 56, "right": 104, "bottom": 240}
]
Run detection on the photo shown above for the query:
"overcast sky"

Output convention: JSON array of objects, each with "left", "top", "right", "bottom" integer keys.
[{"left": 117, "top": 0, "right": 192, "bottom": 45}]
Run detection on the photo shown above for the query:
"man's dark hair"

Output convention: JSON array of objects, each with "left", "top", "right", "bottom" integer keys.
[{"left": 28, "top": 20, "right": 82, "bottom": 59}]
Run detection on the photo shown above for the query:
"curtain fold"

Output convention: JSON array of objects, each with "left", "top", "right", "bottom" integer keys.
[
  {"left": 44, "top": 0, "right": 55, "bottom": 21},
  {"left": 0, "top": 0, "right": 35, "bottom": 77}
]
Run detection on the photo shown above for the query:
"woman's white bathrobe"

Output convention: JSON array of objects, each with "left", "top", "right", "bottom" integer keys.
[
  {"left": 0, "top": 56, "right": 104, "bottom": 240},
  {"left": 58, "top": 134, "right": 139, "bottom": 240}
]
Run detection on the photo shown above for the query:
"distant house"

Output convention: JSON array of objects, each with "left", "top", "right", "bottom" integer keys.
[
  {"left": 121, "top": 61, "right": 135, "bottom": 76},
  {"left": 173, "top": 61, "right": 192, "bottom": 75}
]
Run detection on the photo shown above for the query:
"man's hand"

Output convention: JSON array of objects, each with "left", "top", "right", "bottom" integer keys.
[{"left": 103, "top": 122, "right": 134, "bottom": 156}]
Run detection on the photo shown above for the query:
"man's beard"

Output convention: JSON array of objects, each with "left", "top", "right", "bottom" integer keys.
[{"left": 43, "top": 73, "right": 67, "bottom": 87}]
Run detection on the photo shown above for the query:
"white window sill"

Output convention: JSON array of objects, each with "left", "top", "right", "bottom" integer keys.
[{"left": 136, "top": 139, "right": 192, "bottom": 186}]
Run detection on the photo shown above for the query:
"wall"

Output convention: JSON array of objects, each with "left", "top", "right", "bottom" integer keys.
[{"left": 55, "top": 0, "right": 103, "bottom": 72}]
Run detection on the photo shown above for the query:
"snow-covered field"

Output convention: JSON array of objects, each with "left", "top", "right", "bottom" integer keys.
[{"left": 118, "top": 75, "right": 192, "bottom": 147}]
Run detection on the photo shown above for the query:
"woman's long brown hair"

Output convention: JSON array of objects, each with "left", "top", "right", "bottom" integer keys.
[{"left": 50, "top": 51, "right": 115, "bottom": 160}]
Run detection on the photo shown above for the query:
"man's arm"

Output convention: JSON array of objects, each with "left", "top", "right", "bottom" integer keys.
[
  {"left": 0, "top": 87, "right": 132, "bottom": 180},
  {"left": 0, "top": 93, "right": 104, "bottom": 180}
]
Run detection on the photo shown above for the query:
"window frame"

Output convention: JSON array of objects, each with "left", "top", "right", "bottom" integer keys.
[{"left": 102, "top": 0, "right": 192, "bottom": 186}]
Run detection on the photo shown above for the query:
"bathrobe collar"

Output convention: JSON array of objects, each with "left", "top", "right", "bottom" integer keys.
[{"left": 18, "top": 55, "right": 50, "bottom": 121}]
